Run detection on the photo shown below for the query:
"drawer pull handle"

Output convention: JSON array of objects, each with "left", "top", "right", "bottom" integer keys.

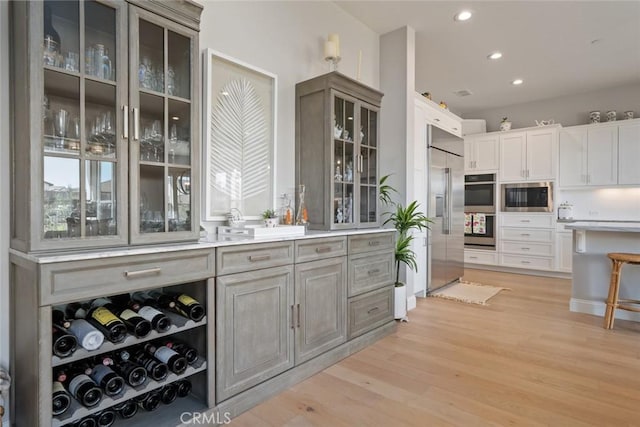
[
  {"left": 124, "top": 267, "right": 161, "bottom": 278},
  {"left": 291, "top": 305, "right": 295, "bottom": 329},
  {"left": 368, "top": 269, "right": 380, "bottom": 276},
  {"left": 297, "top": 303, "right": 301, "bottom": 328},
  {"left": 368, "top": 241, "right": 380, "bottom": 246},
  {"left": 315, "top": 246, "right": 332, "bottom": 253},
  {"left": 520, "top": 220, "right": 531, "bottom": 223},
  {"left": 521, "top": 247, "right": 530, "bottom": 251},
  {"left": 469, "top": 256, "right": 478, "bottom": 259},
  {"left": 521, "top": 261, "right": 531, "bottom": 264},
  {"left": 249, "top": 254, "right": 271, "bottom": 262},
  {"left": 367, "top": 306, "right": 380, "bottom": 314},
  {"left": 521, "top": 233, "right": 530, "bottom": 237}
]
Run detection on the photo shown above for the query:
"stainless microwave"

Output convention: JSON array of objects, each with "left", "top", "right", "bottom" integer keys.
[{"left": 501, "top": 182, "right": 553, "bottom": 212}]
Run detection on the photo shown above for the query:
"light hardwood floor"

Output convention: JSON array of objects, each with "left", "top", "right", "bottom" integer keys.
[{"left": 230, "top": 269, "right": 640, "bottom": 426}]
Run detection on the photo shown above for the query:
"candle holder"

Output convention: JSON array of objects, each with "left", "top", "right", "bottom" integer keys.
[{"left": 325, "top": 55, "right": 341, "bottom": 72}]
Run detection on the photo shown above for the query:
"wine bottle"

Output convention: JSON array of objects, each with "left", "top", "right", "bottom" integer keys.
[
  {"left": 144, "top": 343, "right": 187, "bottom": 375},
  {"left": 162, "top": 338, "right": 198, "bottom": 364},
  {"left": 52, "top": 308, "right": 72, "bottom": 329},
  {"left": 65, "top": 301, "right": 89, "bottom": 320},
  {"left": 135, "top": 390, "right": 161, "bottom": 411},
  {"left": 52, "top": 324, "right": 78, "bottom": 358},
  {"left": 159, "top": 382, "right": 178, "bottom": 405},
  {"left": 61, "top": 366, "right": 103, "bottom": 407},
  {"left": 93, "top": 409, "right": 116, "bottom": 427},
  {"left": 130, "top": 291, "right": 173, "bottom": 332},
  {"left": 73, "top": 416, "right": 97, "bottom": 427},
  {"left": 66, "top": 319, "right": 105, "bottom": 351},
  {"left": 86, "top": 360, "right": 125, "bottom": 397},
  {"left": 176, "top": 379, "right": 192, "bottom": 398},
  {"left": 109, "top": 350, "right": 147, "bottom": 387},
  {"left": 131, "top": 349, "right": 169, "bottom": 381},
  {"left": 113, "top": 399, "right": 138, "bottom": 419},
  {"left": 52, "top": 381, "right": 71, "bottom": 416},
  {"left": 95, "top": 296, "right": 152, "bottom": 338},
  {"left": 86, "top": 300, "right": 127, "bottom": 343},
  {"left": 153, "top": 290, "right": 205, "bottom": 322}
]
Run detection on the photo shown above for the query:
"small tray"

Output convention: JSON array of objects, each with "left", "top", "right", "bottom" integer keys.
[{"left": 217, "top": 225, "right": 306, "bottom": 238}]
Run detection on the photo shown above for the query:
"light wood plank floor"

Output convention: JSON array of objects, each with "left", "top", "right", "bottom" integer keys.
[{"left": 230, "top": 269, "right": 640, "bottom": 426}]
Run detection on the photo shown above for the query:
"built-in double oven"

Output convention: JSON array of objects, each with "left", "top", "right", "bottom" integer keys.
[{"left": 464, "top": 173, "right": 496, "bottom": 249}]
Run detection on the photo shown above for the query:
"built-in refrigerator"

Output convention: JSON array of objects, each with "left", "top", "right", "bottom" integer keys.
[{"left": 427, "top": 125, "right": 465, "bottom": 292}]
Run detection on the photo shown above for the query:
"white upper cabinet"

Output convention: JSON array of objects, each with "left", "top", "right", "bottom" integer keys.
[
  {"left": 465, "top": 134, "right": 499, "bottom": 173},
  {"left": 587, "top": 126, "right": 618, "bottom": 186},
  {"left": 618, "top": 121, "right": 640, "bottom": 185},
  {"left": 499, "top": 128, "right": 557, "bottom": 182},
  {"left": 499, "top": 132, "right": 527, "bottom": 181},
  {"left": 559, "top": 128, "right": 588, "bottom": 186}
]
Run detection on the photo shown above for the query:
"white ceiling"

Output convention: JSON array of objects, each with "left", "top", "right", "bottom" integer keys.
[{"left": 334, "top": 1, "right": 640, "bottom": 116}]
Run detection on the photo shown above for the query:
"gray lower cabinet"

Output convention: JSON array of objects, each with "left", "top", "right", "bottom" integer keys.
[
  {"left": 348, "top": 286, "right": 394, "bottom": 339},
  {"left": 215, "top": 266, "right": 295, "bottom": 402}
]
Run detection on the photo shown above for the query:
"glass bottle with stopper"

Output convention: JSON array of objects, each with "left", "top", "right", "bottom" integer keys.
[{"left": 295, "top": 184, "right": 308, "bottom": 226}]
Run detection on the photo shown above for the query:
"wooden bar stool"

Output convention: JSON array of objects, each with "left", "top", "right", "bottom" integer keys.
[{"left": 603, "top": 252, "right": 640, "bottom": 329}]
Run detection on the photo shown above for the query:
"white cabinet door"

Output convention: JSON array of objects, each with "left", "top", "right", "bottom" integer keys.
[
  {"left": 526, "top": 128, "right": 556, "bottom": 180},
  {"left": 464, "top": 138, "right": 475, "bottom": 172},
  {"left": 587, "top": 126, "right": 618, "bottom": 186},
  {"left": 559, "top": 128, "right": 587, "bottom": 187},
  {"left": 557, "top": 232, "right": 573, "bottom": 272},
  {"left": 500, "top": 132, "right": 527, "bottom": 181},
  {"left": 474, "top": 135, "right": 500, "bottom": 171},
  {"left": 618, "top": 122, "right": 640, "bottom": 185}
]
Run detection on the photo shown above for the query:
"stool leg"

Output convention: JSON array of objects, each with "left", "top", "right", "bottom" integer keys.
[{"left": 604, "top": 260, "right": 622, "bottom": 329}]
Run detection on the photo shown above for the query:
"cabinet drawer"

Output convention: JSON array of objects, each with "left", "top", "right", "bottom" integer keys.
[
  {"left": 348, "top": 250, "right": 394, "bottom": 296},
  {"left": 501, "top": 214, "right": 554, "bottom": 228},
  {"left": 500, "top": 228, "right": 554, "bottom": 242},
  {"left": 348, "top": 286, "right": 393, "bottom": 340},
  {"left": 295, "top": 236, "right": 347, "bottom": 263},
  {"left": 464, "top": 250, "right": 498, "bottom": 265},
  {"left": 348, "top": 232, "right": 394, "bottom": 254},
  {"left": 40, "top": 249, "right": 215, "bottom": 306},
  {"left": 216, "top": 241, "right": 294, "bottom": 276},
  {"left": 500, "top": 254, "right": 554, "bottom": 270},
  {"left": 502, "top": 241, "right": 554, "bottom": 256}
]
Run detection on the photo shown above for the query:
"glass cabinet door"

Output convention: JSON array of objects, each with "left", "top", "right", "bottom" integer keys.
[
  {"left": 130, "top": 6, "right": 198, "bottom": 243},
  {"left": 41, "top": 0, "right": 126, "bottom": 244},
  {"left": 359, "top": 104, "right": 379, "bottom": 226},
  {"left": 332, "top": 94, "right": 356, "bottom": 227}
]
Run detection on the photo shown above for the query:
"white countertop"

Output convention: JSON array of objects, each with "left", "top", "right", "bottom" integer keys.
[
  {"left": 564, "top": 221, "right": 640, "bottom": 232},
  {"left": 10, "top": 228, "right": 395, "bottom": 264}
]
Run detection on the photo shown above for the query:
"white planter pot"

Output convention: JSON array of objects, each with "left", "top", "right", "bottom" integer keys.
[
  {"left": 264, "top": 218, "right": 279, "bottom": 228},
  {"left": 394, "top": 284, "right": 407, "bottom": 319}
]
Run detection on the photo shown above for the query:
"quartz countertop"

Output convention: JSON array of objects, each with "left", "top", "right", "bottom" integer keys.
[
  {"left": 10, "top": 228, "right": 395, "bottom": 264},
  {"left": 564, "top": 221, "right": 640, "bottom": 232}
]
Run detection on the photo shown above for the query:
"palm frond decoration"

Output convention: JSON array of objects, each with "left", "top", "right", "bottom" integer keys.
[{"left": 210, "top": 78, "right": 269, "bottom": 206}]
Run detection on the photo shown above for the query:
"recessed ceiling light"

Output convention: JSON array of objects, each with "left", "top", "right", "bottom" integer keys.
[
  {"left": 171, "top": 116, "right": 180, "bottom": 120},
  {"left": 454, "top": 10, "right": 472, "bottom": 22},
  {"left": 487, "top": 52, "right": 503, "bottom": 60},
  {"left": 512, "top": 79, "right": 524, "bottom": 85}
]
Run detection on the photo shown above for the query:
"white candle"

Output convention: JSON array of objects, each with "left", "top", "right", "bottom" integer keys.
[
  {"left": 328, "top": 33, "right": 340, "bottom": 57},
  {"left": 324, "top": 40, "right": 336, "bottom": 59},
  {"left": 357, "top": 50, "right": 362, "bottom": 80}
]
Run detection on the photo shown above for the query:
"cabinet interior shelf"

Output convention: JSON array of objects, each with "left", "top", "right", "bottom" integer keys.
[
  {"left": 138, "top": 88, "right": 191, "bottom": 104},
  {"left": 52, "top": 358, "right": 207, "bottom": 427},
  {"left": 51, "top": 312, "right": 207, "bottom": 367}
]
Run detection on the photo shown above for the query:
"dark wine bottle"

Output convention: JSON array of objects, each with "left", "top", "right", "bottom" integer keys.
[
  {"left": 86, "top": 300, "right": 127, "bottom": 343},
  {"left": 159, "top": 382, "right": 178, "bottom": 405},
  {"left": 130, "top": 291, "right": 173, "bottom": 332},
  {"left": 52, "top": 308, "right": 72, "bottom": 329},
  {"left": 113, "top": 399, "right": 138, "bottom": 419},
  {"left": 162, "top": 338, "right": 198, "bottom": 364},
  {"left": 52, "top": 324, "right": 78, "bottom": 358},
  {"left": 144, "top": 343, "right": 187, "bottom": 375},
  {"left": 65, "top": 301, "right": 89, "bottom": 320},
  {"left": 96, "top": 296, "right": 152, "bottom": 338},
  {"left": 86, "top": 360, "right": 125, "bottom": 397},
  {"left": 73, "top": 416, "right": 97, "bottom": 427},
  {"left": 153, "top": 290, "right": 205, "bottom": 322},
  {"left": 135, "top": 390, "right": 161, "bottom": 411},
  {"left": 52, "top": 380, "right": 71, "bottom": 416},
  {"left": 66, "top": 319, "right": 105, "bottom": 351},
  {"left": 60, "top": 366, "right": 103, "bottom": 407},
  {"left": 109, "top": 350, "right": 147, "bottom": 387},
  {"left": 93, "top": 409, "right": 116, "bottom": 427},
  {"left": 176, "top": 379, "right": 192, "bottom": 398},
  {"left": 131, "top": 349, "right": 169, "bottom": 381}
]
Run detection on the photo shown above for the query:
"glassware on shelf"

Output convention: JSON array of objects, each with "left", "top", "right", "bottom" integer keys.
[
  {"left": 43, "top": 4, "right": 61, "bottom": 67},
  {"left": 295, "top": 184, "right": 308, "bottom": 226},
  {"left": 64, "top": 51, "right": 79, "bottom": 72},
  {"left": 334, "top": 164, "right": 342, "bottom": 181},
  {"left": 167, "top": 66, "right": 176, "bottom": 96},
  {"left": 85, "top": 44, "right": 113, "bottom": 80},
  {"left": 344, "top": 161, "right": 353, "bottom": 182},
  {"left": 281, "top": 194, "right": 293, "bottom": 225}
]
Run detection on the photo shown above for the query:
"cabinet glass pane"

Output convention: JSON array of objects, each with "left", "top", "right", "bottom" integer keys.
[
  {"left": 44, "top": 70, "right": 81, "bottom": 154},
  {"left": 85, "top": 80, "right": 116, "bottom": 158},
  {"left": 140, "top": 165, "right": 165, "bottom": 233},
  {"left": 43, "top": 1, "right": 80, "bottom": 72},
  {"left": 168, "top": 99, "right": 191, "bottom": 165},
  {"left": 360, "top": 108, "right": 368, "bottom": 145},
  {"left": 85, "top": 160, "right": 116, "bottom": 236},
  {"left": 43, "top": 156, "right": 80, "bottom": 238},
  {"left": 139, "top": 19, "right": 164, "bottom": 93},
  {"left": 140, "top": 93, "right": 165, "bottom": 163},
  {"left": 369, "top": 109, "right": 378, "bottom": 148},
  {"left": 168, "top": 168, "right": 191, "bottom": 231},
  {"left": 167, "top": 31, "right": 191, "bottom": 99},
  {"left": 334, "top": 97, "right": 344, "bottom": 137},
  {"left": 84, "top": 1, "right": 116, "bottom": 81}
]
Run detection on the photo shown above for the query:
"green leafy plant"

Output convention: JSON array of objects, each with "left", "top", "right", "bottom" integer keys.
[
  {"left": 379, "top": 175, "right": 431, "bottom": 286},
  {"left": 501, "top": 117, "right": 509, "bottom": 123},
  {"left": 262, "top": 209, "right": 278, "bottom": 219}
]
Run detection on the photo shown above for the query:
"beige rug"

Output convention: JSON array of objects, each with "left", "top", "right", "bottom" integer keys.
[{"left": 429, "top": 280, "right": 509, "bottom": 305}]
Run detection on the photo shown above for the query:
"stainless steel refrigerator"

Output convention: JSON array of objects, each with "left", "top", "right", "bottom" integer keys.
[{"left": 427, "top": 125, "right": 465, "bottom": 292}]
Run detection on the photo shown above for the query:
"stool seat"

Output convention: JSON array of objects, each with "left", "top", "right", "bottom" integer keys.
[{"left": 604, "top": 252, "right": 640, "bottom": 329}]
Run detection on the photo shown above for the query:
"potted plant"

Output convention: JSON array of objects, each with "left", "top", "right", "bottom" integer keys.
[
  {"left": 262, "top": 209, "right": 279, "bottom": 228},
  {"left": 379, "top": 175, "right": 431, "bottom": 319},
  {"left": 500, "top": 117, "right": 512, "bottom": 131}
]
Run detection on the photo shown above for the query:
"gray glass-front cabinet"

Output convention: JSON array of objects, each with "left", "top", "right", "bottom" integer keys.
[
  {"left": 295, "top": 72, "right": 383, "bottom": 230},
  {"left": 11, "top": 0, "right": 201, "bottom": 252}
]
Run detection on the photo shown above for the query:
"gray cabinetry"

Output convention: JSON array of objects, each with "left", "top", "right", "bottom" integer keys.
[
  {"left": 10, "top": 0, "right": 202, "bottom": 252},
  {"left": 348, "top": 286, "right": 394, "bottom": 339},
  {"left": 295, "top": 72, "right": 383, "bottom": 230}
]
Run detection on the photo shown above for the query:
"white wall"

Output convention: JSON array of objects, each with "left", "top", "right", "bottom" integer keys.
[
  {"left": 199, "top": 0, "right": 380, "bottom": 231},
  {"left": 463, "top": 82, "right": 640, "bottom": 132},
  {"left": 557, "top": 188, "right": 640, "bottom": 221}
]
